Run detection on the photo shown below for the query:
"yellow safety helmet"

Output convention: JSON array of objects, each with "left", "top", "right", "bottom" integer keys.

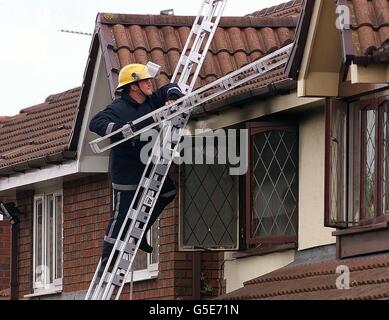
[{"left": 116, "top": 63, "right": 153, "bottom": 90}]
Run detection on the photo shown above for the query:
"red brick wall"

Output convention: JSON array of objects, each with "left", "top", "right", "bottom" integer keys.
[
  {"left": 12, "top": 170, "right": 225, "bottom": 300},
  {"left": 201, "top": 252, "right": 225, "bottom": 299},
  {"left": 0, "top": 220, "right": 11, "bottom": 291},
  {"left": 16, "top": 190, "right": 34, "bottom": 298},
  {"left": 63, "top": 174, "right": 111, "bottom": 293},
  {"left": 13, "top": 176, "right": 112, "bottom": 299}
]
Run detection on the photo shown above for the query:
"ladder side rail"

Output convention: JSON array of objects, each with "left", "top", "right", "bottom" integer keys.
[
  {"left": 94, "top": 120, "right": 180, "bottom": 299},
  {"left": 87, "top": 0, "right": 228, "bottom": 300},
  {"left": 100, "top": 120, "right": 184, "bottom": 299},
  {"left": 88, "top": 140, "right": 161, "bottom": 299},
  {"left": 170, "top": 0, "right": 207, "bottom": 84},
  {"left": 89, "top": 43, "right": 293, "bottom": 153},
  {"left": 99, "top": 1, "right": 228, "bottom": 299},
  {"left": 114, "top": 121, "right": 188, "bottom": 299},
  {"left": 85, "top": 258, "right": 104, "bottom": 299},
  {"left": 175, "top": 0, "right": 226, "bottom": 92},
  {"left": 171, "top": 0, "right": 227, "bottom": 90},
  {"left": 185, "top": 0, "right": 226, "bottom": 94}
]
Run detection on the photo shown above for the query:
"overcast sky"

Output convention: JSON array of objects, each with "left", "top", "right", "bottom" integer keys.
[{"left": 0, "top": 0, "right": 287, "bottom": 116}]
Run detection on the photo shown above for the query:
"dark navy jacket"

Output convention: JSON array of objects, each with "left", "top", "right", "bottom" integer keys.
[{"left": 89, "top": 84, "right": 183, "bottom": 185}]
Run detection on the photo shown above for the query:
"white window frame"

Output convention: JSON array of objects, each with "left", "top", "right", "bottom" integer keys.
[
  {"left": 31, "top": 191, "right": 63, "bottom": 294},
  {"left": 129, "top": 224, "right": 159, "bottom": 282}
]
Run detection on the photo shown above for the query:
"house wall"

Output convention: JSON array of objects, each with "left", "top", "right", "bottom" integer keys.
[
  {"left": 223, "top": 250, "right": 295, "bottom": 293},
  {"left": 298, "top": 106, "right": 335, "bottom": 250},
  {"left": 0, "top": 220, "right": 10, "bottom": 291},
  {"left": 62, "top": 174, "right": 112, "bottom": 294},
  {"left": 223, "top": 105, "right": 335, "bottom": 293},
  {"left": 12, "top": 168, "right": 221, "bottom": 300},
  {"left": 16, "top": 190, "right": 34, "bottom": 298}
]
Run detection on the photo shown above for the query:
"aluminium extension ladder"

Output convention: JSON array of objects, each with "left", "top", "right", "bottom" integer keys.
[
  {"left": 86, "top": 41, "right": 294, "bottom": 300},
  {"left": 85, "top": 0, "right": 227, "bottom": 300}
]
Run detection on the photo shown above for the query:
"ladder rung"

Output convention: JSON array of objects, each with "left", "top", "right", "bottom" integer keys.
[
  {"left": 124, "top": 242, "right": 137, "bottom": 255},
  {"left": 136, "top": 210, "right": 150, "bottom": 224},
  {"left": 112, "top": 274, "right": 125, "bottom": 287},
  {"left": 179, "top": 83, "right": 191, "bottom": 94},
  {"left": 155, "top": 163, "right": 168, "bottom": 176},
  {"left": 148, "top": 179, "right": 161, "bottom": 192},
  {"left": 119, "top": 258, "right": 131, "bottom": 270},
  {"left": 201, "top": 20, "right": 214, "bottom": 33},
  {"left": 130, "top": 227, "right": 143, "bottom": 240},
  {"left": 171, "top": 116, "right": 187, "bottom": 129},
  {"left": 143, "top": 194, "right": 155, "bottom": 207},
  {"left": 189, "top": 52, "right": 202, "bottom": 64}
]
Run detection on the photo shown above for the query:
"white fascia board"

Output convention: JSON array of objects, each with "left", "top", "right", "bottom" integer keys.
[{"left": 0, "top": 161, "right": 78, "bottom": 192}]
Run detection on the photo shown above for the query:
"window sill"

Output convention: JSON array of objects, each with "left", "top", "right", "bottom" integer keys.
[
  {"left": 125, "top": 264, "right": 158, "bottom": 283},
  {"left": 233, "top": 243, "right": 297, "bottom": 259},
  {"left": 24, "top": 288, "right": 63, "bottom": 299},
  {"left": 332, "top": 222, "right": 389, "bottom": 237}
]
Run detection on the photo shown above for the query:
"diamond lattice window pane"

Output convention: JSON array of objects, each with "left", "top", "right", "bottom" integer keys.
[
  {"left": 364, "top": 109, "right": 376, "bottom": 219},
  {"left": 251, "top": 130, "right": 298, "bottom": 240},
  {"left": 180, "top": 139, "right": 239, "bottom": 250}
]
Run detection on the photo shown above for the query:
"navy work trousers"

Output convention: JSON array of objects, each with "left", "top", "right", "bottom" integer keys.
[{"left": 101, "top": 178, "right": 176, "bottom": 261}]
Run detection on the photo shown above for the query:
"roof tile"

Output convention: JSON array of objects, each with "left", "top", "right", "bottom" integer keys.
[
  {"left": 249, "top": 0, "right": 303, "bottom": 18},
  {"left": 0, "top": 87, "right": 80, "bottom": 175},
  {"left": 99, "top": 14, "right": 297, "bottom": 102},
  {"left": 218, "top": 254, "right": 389, "bottom": 300},
  {"left": 347, "top": 0, "right": 389, "bottom": 63}
]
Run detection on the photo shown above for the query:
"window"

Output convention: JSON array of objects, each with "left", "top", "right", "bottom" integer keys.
[
  {"left": 246, "top": 123, "right": 298, "bottom": 246},
  {"left": 179, "top": 132, "right": 240, "bottom": 251},
  {"left": 325, "top": 99, "right": 349, "bottom": 226},
  {"left": 33, "top": 192, "right": 63, "bottom": 293},
  {"left": 326, "top": 96, "right": 389, "bottom": 227},
  {"left": 129, "top": 223, "right": 159, "bottom": 282}
]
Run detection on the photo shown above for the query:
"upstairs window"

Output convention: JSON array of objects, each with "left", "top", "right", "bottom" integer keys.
[
  {"left": 325, "top": 95, "right": 389, "bottom": 227},
  {"left": 246, "top": 123, "right": 298, "bottom": 246}
]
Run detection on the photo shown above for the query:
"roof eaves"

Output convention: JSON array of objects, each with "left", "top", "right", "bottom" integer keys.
[
  {"left": 191, "top": 78, "right": 296, "bottom": 118},
  {"left": 0, "top": 151, "right": 77, "bottom": 178}
]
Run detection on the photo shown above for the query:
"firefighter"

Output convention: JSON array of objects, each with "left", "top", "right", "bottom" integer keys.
[{"left": 89, "top": 63, "right": 183, "bottom": 273}]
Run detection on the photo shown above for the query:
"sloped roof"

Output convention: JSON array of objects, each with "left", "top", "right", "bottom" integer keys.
[
  {"left": 217, "top": 254, "right": 389, "bottom": 300},
  {"left": 248, "top": 0, "right": 303, "bottom": 18},
  {"left": 0, "top": 88, "right": 80, "bottom": 176},
  {"left": 70, "top": 12, "right": 298, "bottom": 150},
  {"left": 287, "top": 0, "right": 389, "bottom": 79},
  {"left": 100, "top": 13, "right": 297, "bottom": 95},
  {"left": 344, "top": 0, "right": 389, "bottom": 64}
]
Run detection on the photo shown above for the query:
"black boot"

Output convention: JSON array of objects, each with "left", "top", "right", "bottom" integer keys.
[
  {"left": 138, "top": 201, "right": 165, "bottom": 254},
  {"left": 139, "top": 237, "right": 153, "bottom": 253}
]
